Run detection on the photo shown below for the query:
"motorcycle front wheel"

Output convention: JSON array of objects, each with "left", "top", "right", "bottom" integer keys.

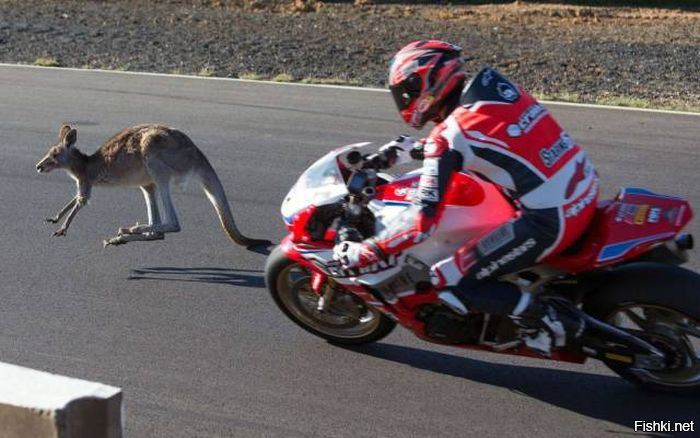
[
  {"left": 584, "top": 262, "right": 700, "bottom": 394},
  {"left": 265, "top": 245, "right": 396, "bottom": 345}
]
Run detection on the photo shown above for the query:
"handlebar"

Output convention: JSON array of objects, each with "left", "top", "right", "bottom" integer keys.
[
  {"left": 362, "top": 149, "right": 396, "bottom": 170},
  {"left": 342, "top": 145, "right": 395, "bottom": 171}
]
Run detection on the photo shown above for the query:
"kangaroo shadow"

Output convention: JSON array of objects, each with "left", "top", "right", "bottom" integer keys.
[
  {"left": 128, "top": 266, "right": 264, "bottom": 288},
  {"left": 343, "top": 342, "right": 697, "bottom": 435}
]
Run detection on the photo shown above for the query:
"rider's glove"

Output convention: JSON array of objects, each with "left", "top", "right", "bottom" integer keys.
[
  {"left": 379, "top": 135, "right": 418, "bottom": 168},
  {"left": 333, "top": 241, "right": 383, "bottom": 269}
]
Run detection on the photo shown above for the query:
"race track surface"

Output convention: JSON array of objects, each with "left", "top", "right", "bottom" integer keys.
[{"left": 0, "top": 66, "right": 698, "bottom": 437}]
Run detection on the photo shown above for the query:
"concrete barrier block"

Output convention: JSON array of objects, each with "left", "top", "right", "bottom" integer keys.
[{"left": 0, "top": 362, "right": 122, "bottom": 438}]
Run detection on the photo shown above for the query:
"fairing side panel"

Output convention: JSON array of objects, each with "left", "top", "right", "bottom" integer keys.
[
  {"left": 546, "top": 187, "right": 692, "bottom": 272},
  {"left": 374, "top": 172, "right": 517, "bottom": 268}
]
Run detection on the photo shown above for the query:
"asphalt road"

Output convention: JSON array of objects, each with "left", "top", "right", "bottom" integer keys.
[{"left": 1, "top": 65, "right": 699, "bottom": 438}]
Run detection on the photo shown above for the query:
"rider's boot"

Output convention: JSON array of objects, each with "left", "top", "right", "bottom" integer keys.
[
  {"left": 437, "top": 283, "right": 585, "bottom": 355},
  {"left": 510, "top": 293, "right": 586, "bottom": 355}
]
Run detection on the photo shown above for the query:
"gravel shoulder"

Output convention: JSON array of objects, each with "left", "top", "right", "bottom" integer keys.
[{"left": 0, "top": 1, "right": 698, "bottom": 111}]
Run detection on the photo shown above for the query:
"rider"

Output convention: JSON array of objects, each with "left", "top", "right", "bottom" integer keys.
[{"left": 333, "top": 40, "right": 599, "bottom": 354}]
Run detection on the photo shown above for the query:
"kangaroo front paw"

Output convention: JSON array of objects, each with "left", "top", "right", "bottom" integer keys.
[
  {"left": 45, "top": 217, "right": 59, "bottom": 224},
  {"left": 53, "top": 228, "right": 67, "bottom": 237}
]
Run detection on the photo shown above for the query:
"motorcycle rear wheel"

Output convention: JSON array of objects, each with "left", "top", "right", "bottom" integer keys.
[
  {"left": 265, "top": 245, "right": 396, "bottom": 345},
  {"left": 583, "top": 262, "right": 700, "bottom": 394}
]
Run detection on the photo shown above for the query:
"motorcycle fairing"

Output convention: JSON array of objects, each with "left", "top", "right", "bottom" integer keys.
[{"left": 546, "top": 187, "right": 693, "bottom": 272}]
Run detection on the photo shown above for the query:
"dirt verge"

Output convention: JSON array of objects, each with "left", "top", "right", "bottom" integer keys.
[{"left": 0, "top": 1, "right": 698, "bottom": 110}]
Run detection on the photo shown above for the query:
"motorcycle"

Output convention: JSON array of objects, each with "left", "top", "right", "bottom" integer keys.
[{"left": 265, "top": 142, "right": 700, "bottom": 394}]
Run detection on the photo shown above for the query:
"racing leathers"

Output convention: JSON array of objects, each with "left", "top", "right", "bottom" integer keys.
[{"left": 341, "top": 67, "right": 599, "bottom": 320}]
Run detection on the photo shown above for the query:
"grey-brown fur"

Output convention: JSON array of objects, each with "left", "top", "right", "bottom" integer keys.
[{"left": 36, "top": 124, "right": 269, "bottom": 248}]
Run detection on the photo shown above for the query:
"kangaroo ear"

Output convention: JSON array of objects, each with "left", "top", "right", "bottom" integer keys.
[
  {"left": 64, "top": 128, "right": 77, "bottom": 148},
  {"left": 58, "top": 125, "right": 72, "bottom": 141}
]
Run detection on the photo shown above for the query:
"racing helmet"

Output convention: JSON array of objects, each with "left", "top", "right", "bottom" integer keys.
[{"left": 388, "top": 40, "right": 466, "bottom": 129}]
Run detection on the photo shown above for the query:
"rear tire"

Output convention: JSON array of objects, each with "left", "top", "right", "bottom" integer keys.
[
  {"left": 583, "top": 262, "right": 700, "bottom": 394},
  {"left": 265, "top": 245, "right": 396, "bottom": 345}
]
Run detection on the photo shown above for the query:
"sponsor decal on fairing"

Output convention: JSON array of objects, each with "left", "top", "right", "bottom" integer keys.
[
  {"left": 663, "top": 205, "right": 685, "bottom": 226},
  {"left": 325, "top": 254, "right": 401, "bottom": 278},
  {"left": 634, "top": 205, "right": 650, "bottom": 225},
  {"left": 393, "top": 189, "right": 418, "bottom": 201},
  {"left": 614, "top": 203, "right": 654, "bottom": 225},
  {"left": 647, "top": 207, "right": 662, "bottom": 223},
  {"left": 393, "top": 181, "right": 419, "bottom": 199}
]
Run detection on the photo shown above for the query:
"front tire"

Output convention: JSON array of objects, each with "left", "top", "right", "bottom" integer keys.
[
  {"left": 265, "top": 245, "right": 396, "bottom": 345},
  {"left": 583, "top": 262, "right": 700, "bottom": 394}
]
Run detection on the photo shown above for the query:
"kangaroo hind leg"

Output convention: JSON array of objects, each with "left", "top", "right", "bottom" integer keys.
[
  {"left": 106, "top": 183, "right": 168, "bottom": 246},
  {"left": 118, "top": 163, "right": 181, "bottom": 236},
  {"left": 105, "top": 161, "right": 180, "bottom": 246},
  {"left": 118, "top": 183, "right": 162, "bottom": 235},
  {"left": 124, "top": 180, "right": 180, "bottom": 234}
]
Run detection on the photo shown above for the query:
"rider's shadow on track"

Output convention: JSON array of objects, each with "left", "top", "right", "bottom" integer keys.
[
  {"left": 345, "top": 342, "right": 694, "bottom": 435},
  {"left": 127, "top": 267, "right": 264, "bottom": 288}
]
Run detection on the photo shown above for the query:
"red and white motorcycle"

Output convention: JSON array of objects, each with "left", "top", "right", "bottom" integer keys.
[{"left": 265, "top": 143, "right": 700, "bottom": 394}]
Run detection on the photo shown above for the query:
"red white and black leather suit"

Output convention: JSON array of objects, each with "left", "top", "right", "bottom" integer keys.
[{"left": 368, "top": 68, "right": 600, "bottom": 315}]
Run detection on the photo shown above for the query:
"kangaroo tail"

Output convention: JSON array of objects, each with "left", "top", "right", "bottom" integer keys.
[{"left": 194, "top": 153, "right": 270, "bottom": 248}]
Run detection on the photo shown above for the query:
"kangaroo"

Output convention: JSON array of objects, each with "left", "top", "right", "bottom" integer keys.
[{"left": 36, "top": 124, "right": 270, "bottom": 248}]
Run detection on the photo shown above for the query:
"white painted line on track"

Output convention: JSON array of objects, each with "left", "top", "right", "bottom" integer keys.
[
  {"left": 537, "top": 99, "right": 700, "bottom": 116},
  {"left": 1, "top": 62, "right": 698, "bottom": 117},
  {"left": 0, "top": 62, "right": 386, "bottom": 92}
]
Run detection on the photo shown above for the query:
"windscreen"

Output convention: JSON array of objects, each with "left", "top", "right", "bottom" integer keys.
[{"left": 281, "top": 143, "right": 372, "bottom": 223}]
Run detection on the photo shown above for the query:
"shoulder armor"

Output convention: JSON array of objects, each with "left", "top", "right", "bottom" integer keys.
[{"left": 460, "top": 67, "right": 520, "bottom": 107}]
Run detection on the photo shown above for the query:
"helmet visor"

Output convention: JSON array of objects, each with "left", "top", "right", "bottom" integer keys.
[{"left": 389, "top": 73, "right": 422, "bottom": 111}]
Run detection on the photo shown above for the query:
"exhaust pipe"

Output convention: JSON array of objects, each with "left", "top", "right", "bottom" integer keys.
[{"left": 676, "top": 233, "right": 694, "bottom": 250}]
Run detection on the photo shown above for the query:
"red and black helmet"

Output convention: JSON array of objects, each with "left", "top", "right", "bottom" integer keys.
[{"left": 388, "top": 40, "right": 466, "bottom": 129}]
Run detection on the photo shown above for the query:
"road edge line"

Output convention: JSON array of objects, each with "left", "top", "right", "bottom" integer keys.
[{"left": 1, "top": 63, "right": 698, "bottom": 117}]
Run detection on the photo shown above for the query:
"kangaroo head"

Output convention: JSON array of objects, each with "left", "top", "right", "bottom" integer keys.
[{"left": 36, "top": 125, "right": 79, "bottom": 174}]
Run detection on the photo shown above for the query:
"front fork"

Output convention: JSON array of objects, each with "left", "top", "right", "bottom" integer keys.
[{"left": 311, "top": 271, "right": 335, "bottom": 312}]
